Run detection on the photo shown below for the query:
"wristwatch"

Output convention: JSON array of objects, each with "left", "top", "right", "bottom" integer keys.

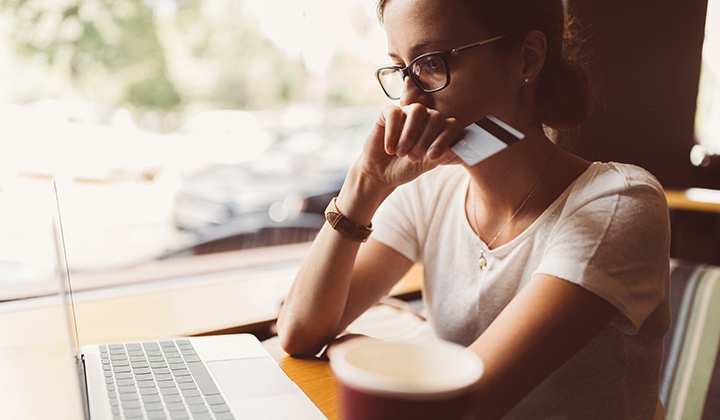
[{"left": 324, "top": 197, "right": 373, "bottom": 243}]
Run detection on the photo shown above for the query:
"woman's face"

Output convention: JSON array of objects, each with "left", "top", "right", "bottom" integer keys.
[{"left": 382, "top": 0, "right": 524, "bottom": 128}]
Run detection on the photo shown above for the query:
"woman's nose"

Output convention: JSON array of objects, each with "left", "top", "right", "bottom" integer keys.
[
  {"left": 399, "top": 75, "right": 427, "bottom": 106},
  {"left": 400, "top": 76, "right": 425, "bottom": 106}
]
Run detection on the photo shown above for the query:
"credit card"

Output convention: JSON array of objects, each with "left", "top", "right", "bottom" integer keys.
[{"left": 450, "top": 116, "right": 525, "bottom": 166}]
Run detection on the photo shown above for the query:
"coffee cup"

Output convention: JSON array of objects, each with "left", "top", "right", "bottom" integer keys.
[{"left": 330, "top": 339, "right": 483, "bottom": 420}]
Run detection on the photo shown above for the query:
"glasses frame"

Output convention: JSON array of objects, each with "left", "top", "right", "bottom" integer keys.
[{"left": 375, "top": 35, "right": 506, "bottom": 100}]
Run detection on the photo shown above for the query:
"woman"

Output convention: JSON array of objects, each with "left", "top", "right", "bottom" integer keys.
[{"left": 277, "top": 0, "right": 671, "bottom": 418}]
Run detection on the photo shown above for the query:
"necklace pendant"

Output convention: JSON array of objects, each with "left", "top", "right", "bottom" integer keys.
[{"left": 478, "top": 251, "right": 487, "bottom": 270}]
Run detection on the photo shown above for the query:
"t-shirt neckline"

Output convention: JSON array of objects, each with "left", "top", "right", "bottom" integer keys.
[{"left": 460, "top": 163, "right": 600, "bottom": 252}]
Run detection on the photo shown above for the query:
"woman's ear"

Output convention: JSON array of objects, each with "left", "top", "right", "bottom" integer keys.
[{"left": 520, "top": 30, "right": 547, "bottom": 84}]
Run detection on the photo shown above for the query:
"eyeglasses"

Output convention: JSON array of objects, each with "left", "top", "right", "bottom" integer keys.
[{"left": 375, "top": 35, "right": 505, "bottom": 100}]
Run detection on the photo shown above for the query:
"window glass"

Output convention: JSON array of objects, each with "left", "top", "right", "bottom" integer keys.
[
  {"left": 0, "top": 0, "right": 388, "bottom": 300},
  {"left": 694, "top": 0, "right": 720, "bottom": 165}
]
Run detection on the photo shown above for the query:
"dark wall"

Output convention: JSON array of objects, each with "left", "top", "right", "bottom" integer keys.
[
  {"left": 573, "top": 0, "right": 718, "bottom": 189},
  {"left": 572, "top": 1, "right": 720, "bottom": 265}
]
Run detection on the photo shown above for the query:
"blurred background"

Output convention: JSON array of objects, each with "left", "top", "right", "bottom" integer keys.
[
  {"left": 0, "top": 0, "right": 718, "bottom": 300},
  {"left": 0, "top": 0, "right": 390, "bottom": 299}
]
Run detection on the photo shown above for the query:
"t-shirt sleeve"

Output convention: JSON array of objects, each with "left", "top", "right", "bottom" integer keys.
[
  {"left": 535, "top": 169, "right": 671, "bottom": 334},
  {"left": 371, "top": 181, "right": 424, "bottom": 264}
]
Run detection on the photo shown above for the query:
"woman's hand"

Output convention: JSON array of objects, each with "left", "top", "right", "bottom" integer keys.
[{"left": 357, "top": 104, "right": 463, "bottom": 191}]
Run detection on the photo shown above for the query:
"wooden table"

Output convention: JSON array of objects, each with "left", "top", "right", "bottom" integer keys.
[
  {"left": 0, "top": 247, "right": 422, "bottom": 420},
  {"left": 268, "top": 346, "right": 340, "bottom": 420}
]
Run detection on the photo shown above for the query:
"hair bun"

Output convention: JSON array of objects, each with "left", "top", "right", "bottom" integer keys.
[{"left": 538, "top": 57, "right": 591, "bottom": 132}]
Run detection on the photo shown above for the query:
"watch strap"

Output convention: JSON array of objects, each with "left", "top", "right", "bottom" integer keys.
[{"left": 324, "top": 197, "right": 373, "bottom": 243}]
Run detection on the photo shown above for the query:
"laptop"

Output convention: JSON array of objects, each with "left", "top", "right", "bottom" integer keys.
[{"left": 51, "top": 179, "right": 327, "bottom": 420}]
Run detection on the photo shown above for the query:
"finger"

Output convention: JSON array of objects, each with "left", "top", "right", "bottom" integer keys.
[
  {"left": 427, "top": 117, "right": 463, "bottom": 160},
  {"left": 380, "top": 105, "right": 405, "bottom": 155},
  {"left": 407, "top": 110, "right": 446, "bottom": 162},
  {"left": 395, "top": 104, "right": 428, "bottom": 157}
]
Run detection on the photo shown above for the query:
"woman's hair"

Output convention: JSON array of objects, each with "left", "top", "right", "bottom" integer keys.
[{"left": 376, "top": 0, "right": 594, "bottom": 147}]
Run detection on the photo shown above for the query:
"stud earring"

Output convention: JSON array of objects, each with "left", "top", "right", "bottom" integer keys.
[{"left": 524, "top": 77, "right": 530, "bottom": 83}]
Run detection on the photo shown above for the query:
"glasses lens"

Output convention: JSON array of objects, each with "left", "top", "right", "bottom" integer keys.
[
  {"left": 377, "top": 68, "right": 404, "bottom": 100},
  {"left": 410, "top": 54, "right": 448, "bottom": 92}
]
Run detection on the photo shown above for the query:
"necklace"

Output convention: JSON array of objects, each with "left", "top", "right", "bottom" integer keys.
[{"left": 470, "top": 145, "right": 558, "bottom": 270}]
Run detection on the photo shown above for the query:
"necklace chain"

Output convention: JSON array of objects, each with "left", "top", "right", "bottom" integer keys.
[{"left": 470, "top": 145, "right": 558, "bottom": 270}]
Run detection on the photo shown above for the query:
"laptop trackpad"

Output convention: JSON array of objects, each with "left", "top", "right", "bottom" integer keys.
[{"left": 207, "top": 357, "right": 298, "bottom": 400}]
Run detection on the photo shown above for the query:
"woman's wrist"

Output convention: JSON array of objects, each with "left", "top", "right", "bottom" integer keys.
[{"left": 335, "top": 164, "right": 395, "bottom": 226}]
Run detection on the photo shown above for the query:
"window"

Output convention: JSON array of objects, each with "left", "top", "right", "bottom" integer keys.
[
  {"left": 0, "top": 0, "right": 388, "bottom": 300},
  {"left": 693, "top": 0, "right": 720, "bottom": 166}
]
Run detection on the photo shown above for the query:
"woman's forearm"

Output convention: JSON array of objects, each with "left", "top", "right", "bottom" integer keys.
[{"left": 276, "top": 166, "right": 394, "bottom": 356}]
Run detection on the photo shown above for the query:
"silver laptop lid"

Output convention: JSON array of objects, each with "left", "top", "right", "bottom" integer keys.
[
  {"left": 51, "top": 178, "right": 90, "bottom": 419},
  {"left": 52, "top": 179, "right": 82, "bottom": 358}
]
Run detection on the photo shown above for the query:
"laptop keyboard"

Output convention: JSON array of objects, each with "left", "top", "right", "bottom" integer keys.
[{"left": 100, "top": 339, "right": 235, "bottom": 420}]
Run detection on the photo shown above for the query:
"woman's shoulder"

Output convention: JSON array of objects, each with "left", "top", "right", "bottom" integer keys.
[
  {"left": 569, "top": 161, "right": 666, "bottom": 202},
  {"left": 555, "top": 161, "right": 669, "bottom": 225}
]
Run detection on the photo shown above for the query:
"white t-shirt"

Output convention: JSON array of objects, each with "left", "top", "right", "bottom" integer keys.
[{"left": 372, "top": 162, "right": 671, "bottom": 420}]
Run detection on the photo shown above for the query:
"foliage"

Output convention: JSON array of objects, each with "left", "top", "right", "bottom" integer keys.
[
  {"left": 0, "top": 0, "right": 308, "bottom": 119},
  {"left": 168, "top": 0, "right": 307, "bottom": 111},
  {"left": 1, "top": 0, "right": 181, "bottom": 112}
]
